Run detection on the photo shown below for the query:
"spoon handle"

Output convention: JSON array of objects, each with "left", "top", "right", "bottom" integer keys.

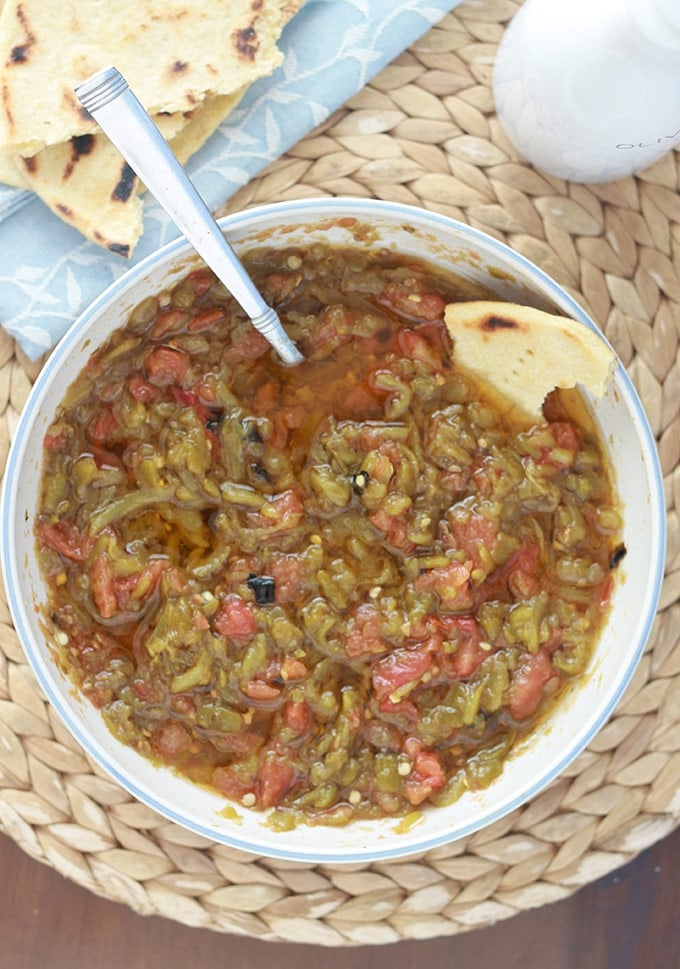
[{"left": 75, "top": 66, "right": 303, "bottom": 366}]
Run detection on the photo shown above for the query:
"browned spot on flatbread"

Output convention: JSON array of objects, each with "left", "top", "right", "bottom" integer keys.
[
  {"left": 62, "top": 133, "right": 96, "bottom": 179},
  {"left": 10, "top": 44, "right": 29, "bottom": 62},
  {"left": 108, "top": 242, "right": 131, "bottom": 258},
  {"left": 233, "top": 24, "right": 259, "bottom": 60},
  {"left": 111, "top": 163, "right": 137, "bottom": 203},
  {"left": 56, "top": 203, "right": 73, "bottom": 217},
  {"left": 171, "top": 60, "right": 188, "bottom": 74},
  {"left": 7, "top": 4, "right": 35, "bottom": 65},
  {"left": 149, "top": 8, "right": 188, "bottom": 21},
  {"left": 481, "top": 315, "right": 521, "bottom": 332},
  {"left": 61, "top": 88, "right": 95, "bottom": 125},
  {"left": 72, "top": 133, "right": 95, "bottom": 157},
  {"left": 21, "top": 154, "right": 36, "bottom": 174},
  {"left": 2, "top": 83, "right": 14, "bottom": 128}
]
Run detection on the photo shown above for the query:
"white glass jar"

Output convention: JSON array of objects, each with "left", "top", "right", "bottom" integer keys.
[{"left": 493, "top": 0, "right": 680, "bottom": 183}]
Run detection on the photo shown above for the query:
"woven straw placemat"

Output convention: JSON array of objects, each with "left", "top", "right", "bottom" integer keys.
[{"left": 1, "top": 0, "right": 679, "bottom": 946}]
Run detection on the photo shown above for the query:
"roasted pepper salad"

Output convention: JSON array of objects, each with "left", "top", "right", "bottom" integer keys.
[{"left": 36, "top": 244, "right": 624, "bottom": 827}]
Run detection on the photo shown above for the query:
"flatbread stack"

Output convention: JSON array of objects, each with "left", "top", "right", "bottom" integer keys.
[
  {"left": 0, "top": 0, "right": 303, "bottom": 256},
  {"left": 444, "top": 301, "right": 617, "bottom": 421}
]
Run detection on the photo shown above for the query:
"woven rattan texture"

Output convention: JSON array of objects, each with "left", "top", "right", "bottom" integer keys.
[{"left": 1, "top": 0, "right": 679, "bottom": 946}]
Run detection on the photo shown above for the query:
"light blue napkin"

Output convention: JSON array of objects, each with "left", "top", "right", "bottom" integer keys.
[{"left": 0, "top": 0, "right": 461, "bottom": 360}]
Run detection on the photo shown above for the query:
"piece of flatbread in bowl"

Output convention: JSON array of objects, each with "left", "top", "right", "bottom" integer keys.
[{"left": 444, "top": 301, "right": 617, "bottom": 421}]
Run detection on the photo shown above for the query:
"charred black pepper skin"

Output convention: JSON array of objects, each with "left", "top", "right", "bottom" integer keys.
[
  {"left": 609, "top": 543, "right": 627, "bottom": 570},
  {"left": 247, "top": 574, "right": 276, "bottom": 605}
]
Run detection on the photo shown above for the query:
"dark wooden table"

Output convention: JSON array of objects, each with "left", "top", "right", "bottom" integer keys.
[{"left": 1, "top": 825, "right": 678, "bottom": 969}]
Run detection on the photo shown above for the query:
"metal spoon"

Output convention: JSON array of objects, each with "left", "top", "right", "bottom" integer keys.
[{"left": 75, "top": 66, "right": 303, "bottom": 366}]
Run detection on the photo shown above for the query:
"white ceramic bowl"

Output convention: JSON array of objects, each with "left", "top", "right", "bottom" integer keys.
[{"left": 1, "top": 198, "right": 666, "bottom": 863}]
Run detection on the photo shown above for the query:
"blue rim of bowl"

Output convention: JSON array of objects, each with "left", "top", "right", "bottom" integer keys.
[{"left": 0, "top": 197, "right": 667, "bottom": 863}]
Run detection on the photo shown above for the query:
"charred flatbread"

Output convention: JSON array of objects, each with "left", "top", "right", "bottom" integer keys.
[
  {"left": 0, "top": 0, "right": 303, "bottom": 254},
  {"left": 0, "top": 0, "right": 288, "bottom": 155},
  {"left": 444, "top": 300, "right": 617, "bottom": 420},
  {"left": 12, "top": 135, "right": 144, "bottom": 256}
]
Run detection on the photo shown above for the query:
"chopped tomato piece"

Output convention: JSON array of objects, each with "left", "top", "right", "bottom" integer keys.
[
  {"left": 151, "top": 720, "right": 193, "bottom": 758},
  {"left": 344, "top": 603, "right": 391, "bottom": 658},
  {"left": 267, "top": 553, "right": 306, "bottom": 605},
  {"left": 378, "top": 283, "right": 446, "bottom": 323},
  {"left": 113, "top": 560, "right": 165, "bottom": 608},
  {"left": 272, "top": 489, "right": 304, "bottom": 524},
  {"left": 439, "top": 616, "right": 489, "bottom": 678},
  {"left": 369, "top": 508, "right": 416, "bottom": 554},
  {"left": 247, "top": 489, "right": 304, "bottom": 534},
  {"left": 280, "top": 656, "right": 307, "bottom": 681},
  {"left": 213, "top": 764, "right": 255, "bottom": 801},
  {"left": 403, "top": 744, "right": 446, "bottom": 805},
  {"left": 213, "top": 730, "right": 263, "bottom": 757},
  {"left": 372, "top": 644, "right": 433, "bottom": 704},
  {"left": 243, "top": 679, "right": 281, "bottom": 702},
  {"left": 86, "top": 407, "right": 118, "bottom": 446},
  {"left": 508, "top": 541, "right": 541, "bottom": 598},
  {"left": 187, "top": 268, "right": 213, "bottom": 298},
  {"left": 551, "top": 422, "right": 580, "bottom": 452},
  {"left": 127, "top": 372, "right": 158, "bottom": 403},
  {"left": 525, "top": 421, "right": 581, "bottom": 474},
  {"left": 43, "top": 429, "right": 70, "bottom": 452},
  {"left": 213, "top": 594, "right": 257, "bottom": 643},
  {"left": 223, "top": 328, "right": 269, "bottom": 366},
  {"left": 446, "top": 511, "right": 500, "bottom": 570},
  {"left": 257, "top": 752, "right": 296, "bottom": 808},
  {"left": 264, "top": 270, "right": 302, "bottom": 301},
  {"left": 169, "top": 386, "right": 211, "bottom": 424},
  {"left": 188, "top": 306, "right": 225, "bottom": 332},
  {"left": 161, "top": 567, "right": 189, "bottom": 597},
  {"left": 193, "top": 374, "right": 218, "bottom": 403},
  {"left": 395, "top": 328, "right": 444, "bottom": 370},
  {"left": 172, "top": 695, "right": 197, "bottom": 716},
  {"left": 131, "top": 678, "right": 158, "bottom": 702},
  {"left": 477, "top": 540, "right": 541, "bottom": 603},
  {"left": 89, "top": 444, "right": 124, "bottom": 471},
  {"left": 377, "top": 695, "right": 419, "bottom": 723},
  {"left": 303, "top": 305, "right": 355, "bottom": 360},
  {"left": 144, "top": 345, "right": 189, "bottom": 384},
  {"left": 413, "top": 559, "right": 474, "bottom": 611},
  {"left": 283, "top": 700, "right": 313, "bottom": 735},
  {"left": 151, "top": 308, "right": 189, "bottom": 340},
  {"left": 599, "top": 573, "right": 615, "bottom": 608},
  {"left": 90, "top": 553, "right": 118, "bottom": 619},
  {"left": 507, "top": 647, "right": 559, "bottom": 721},
  {"left": 38, "top": 520, "right": 88, "bottom": 562}
]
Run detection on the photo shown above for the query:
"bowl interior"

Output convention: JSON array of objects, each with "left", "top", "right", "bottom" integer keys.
[{"left": 1, "top": 198, "right": 666, "bottom": 862}]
